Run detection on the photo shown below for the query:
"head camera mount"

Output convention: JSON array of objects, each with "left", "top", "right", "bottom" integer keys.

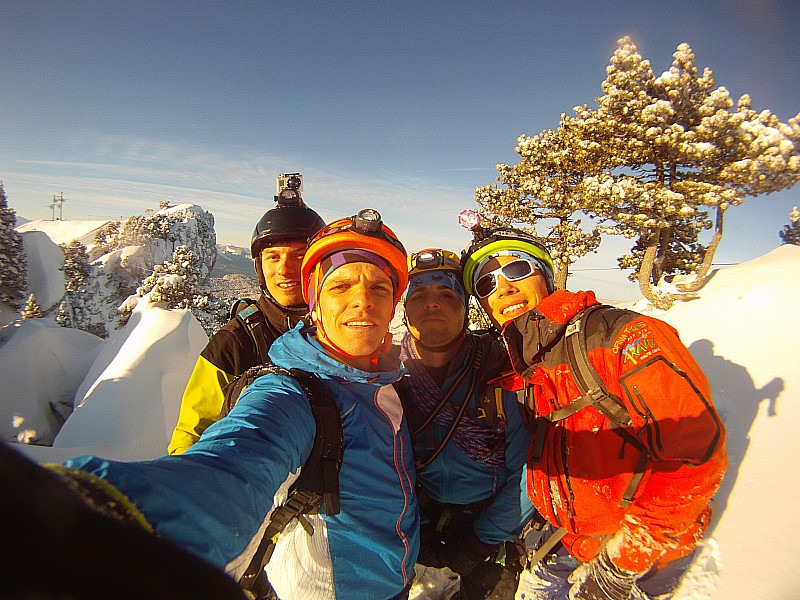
[{"left": 274, "top": 172, "right": 304, "bottom": 207}]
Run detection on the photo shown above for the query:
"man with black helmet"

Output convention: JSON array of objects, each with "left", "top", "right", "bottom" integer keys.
[
  {"left": 168, "top": 177, "right": 325, "bottom": 455},
  {"left": 0, "top": 209, "right": 419, "bottom": 600}
]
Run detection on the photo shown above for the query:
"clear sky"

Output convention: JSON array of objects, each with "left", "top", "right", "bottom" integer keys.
[{"left": 2, "top": 1, "right": 798, "bottom": 300}]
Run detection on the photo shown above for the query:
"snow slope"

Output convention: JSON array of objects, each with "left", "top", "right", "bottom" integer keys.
[
  {"left": 16, "top": 218, "right": 111, "bottom": 249},
  {"left": 652, "top": 245, "right": 800, "bottom": 600}
]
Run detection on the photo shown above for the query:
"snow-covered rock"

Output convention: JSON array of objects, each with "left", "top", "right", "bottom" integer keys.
[
  {"left": 0, "top": 319, "right": 103, "bottom": 445},
  {"left": 52, "top": 298, "right": 208, "bottom": 461}
]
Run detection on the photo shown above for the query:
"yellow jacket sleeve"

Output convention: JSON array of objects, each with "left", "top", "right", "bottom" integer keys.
[{"left": 168, "top": 356, "right": 235, "bottom": 455}]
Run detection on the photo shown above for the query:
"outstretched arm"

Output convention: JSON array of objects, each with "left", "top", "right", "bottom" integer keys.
[{"left": 69, "top": 374, "right": 317, "bottom": 576}]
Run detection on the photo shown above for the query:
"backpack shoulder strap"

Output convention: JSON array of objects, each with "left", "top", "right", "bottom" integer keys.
[
  {"left": 556, "top": 304, "right": 634, "bottom": 429},
  {"left": 221, "top": 362, "right": 282, "bottom": 419},
  {"left": 531, "top": 304, "right": 649, "bottom": 508},
  {"left": 232, "top": 299, "right": 272, "bottom": 364},
  {"left": 237, "top": 367, "right": 344, "bottom": 592},
  {"left": 229, "top": 297, "right": 256, "bottom": 321},
  {"left": 285, "top": 369, "right": 344, "bottom": 515}
]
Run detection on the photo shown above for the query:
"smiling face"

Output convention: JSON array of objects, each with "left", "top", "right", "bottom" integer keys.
[
  {"left": 404, "top": 283, "right": 466, "bottom": 348},
  {"left": 477, "top": 255, "right": 551, "bottom": 328},
  {"left": 259, "top": 242, "right": 308, "bottom": 307},
  {"left": 314, "top": 262, "right": 395, "bottom": 370}
]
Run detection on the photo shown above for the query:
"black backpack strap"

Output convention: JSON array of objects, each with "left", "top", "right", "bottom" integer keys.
[
  {"left": 287, "top": 369, "right": 344, "bottom": 516},
  {"left": 221, "top": 362, "right": 279, "bottom": 419},
  {"left": 561, "top": 305, "right": 633, "bottom": 429},
  {"left": 238, "top": 488, "right": 325, "bottom": 591},
  {"left": 229, "top": 298, "right": 256, "bottom": 321},
  {"left": 236, "top": 366, "right": 344, "bottom": 592},
  {"left": 528, "top": 305, "right": 649, "bottom": 508},
  {"left": 233, "top": 300, "right": 272, "bottom": 364}
]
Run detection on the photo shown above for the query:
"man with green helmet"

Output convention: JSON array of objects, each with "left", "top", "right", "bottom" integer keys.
[
  {"left": 396, "top": 248, "right": 535, "bottom": 600},
  {"left": 168, "top": 180, "right": 325, "bottom": 455},
  {"left": 459, "top": 216, "right": 727, "bottom": 600}
]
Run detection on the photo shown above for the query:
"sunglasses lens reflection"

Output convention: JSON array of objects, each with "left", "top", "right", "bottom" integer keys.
[{"left": 475, "top": 260, "right": 534, "bottom": 298}]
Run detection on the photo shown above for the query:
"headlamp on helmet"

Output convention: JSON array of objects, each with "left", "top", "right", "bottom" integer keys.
[
  {"left": 405, "top": 248, "right": 466, "bottom": 307},
  {"left": 458, "top": 209, "right": 483, "bottom": 233},
  {"left": 353, "top": 208, "right": 383, "bottom": 234},
  {"left": 302, "top": 209, "right": 408, "bottom": 308},
  {"left": 408, "top": 248, "right": 461, "bottom": 275}
]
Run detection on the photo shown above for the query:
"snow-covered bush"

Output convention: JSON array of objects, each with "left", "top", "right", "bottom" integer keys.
[
  {"left": 21, "top": 294, "right": 42, "bottom": 319},
  {"left": 779, "top": 206, "right": 800, "bottom": 246},
  {"left": 124, "top": 245, "right": 226, "bottom": 335}
]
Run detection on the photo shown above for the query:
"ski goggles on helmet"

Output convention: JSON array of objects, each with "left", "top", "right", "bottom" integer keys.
[
  {"left": 474, "top": 258, "right": 540, "bottom": 299},
  {"left": 408, "top": 249, "right": 461, "bottom": 274},
  {"left": 405, "top": 271, "right": 467, "bottom": 306},
  {"left": 406, "top": 248, "right": 466, "bottom": 306}
]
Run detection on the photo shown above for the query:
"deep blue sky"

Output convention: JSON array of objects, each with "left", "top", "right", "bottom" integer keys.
[{"left": 2, "top": 1, "right": 799, "bottom": 299}]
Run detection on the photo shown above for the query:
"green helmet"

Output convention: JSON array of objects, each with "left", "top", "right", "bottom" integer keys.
[{"left": 460, "top": 227, "right": 555, "bottom": 297}]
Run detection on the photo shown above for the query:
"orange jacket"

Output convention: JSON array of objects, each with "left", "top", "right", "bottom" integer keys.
[{"left": 501, "top": 290, "right": 727, "bottom": 573}]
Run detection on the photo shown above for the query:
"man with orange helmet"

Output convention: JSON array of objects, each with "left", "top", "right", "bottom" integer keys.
[{"left": 7, "top": 209, "right": 419, "bottom": 600}]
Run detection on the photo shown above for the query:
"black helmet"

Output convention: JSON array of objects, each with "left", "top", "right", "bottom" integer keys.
[
  {"left": 251, "top": 184, "right": 326, "bottom": 304},
  {"left": 250, "top": 198, "right": 326, "bottom": 257}
]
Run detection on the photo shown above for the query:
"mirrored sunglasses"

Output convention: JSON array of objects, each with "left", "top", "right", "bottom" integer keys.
[{"left": 474, "top": 259, "right": 538, "bottom": 299}]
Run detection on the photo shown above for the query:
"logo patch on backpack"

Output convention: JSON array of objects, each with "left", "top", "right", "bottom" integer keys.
[{"left": 613, "top": 322, "right": 661, "bottom": 365}]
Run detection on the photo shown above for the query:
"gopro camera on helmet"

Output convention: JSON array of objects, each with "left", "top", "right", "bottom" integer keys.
[{"left": 274, "top": 172, "right": 304, "bottom": 205}]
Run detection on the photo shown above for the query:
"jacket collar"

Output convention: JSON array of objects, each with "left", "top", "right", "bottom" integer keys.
[
  {"left": 501, "top": 290, "right": 599, "bottom": 379},
  {"left": 269, "top": 323, "right": 407, "bottom": 386},
  {"left": 257, "top": 294, "right": 306, "bottom": 334}
]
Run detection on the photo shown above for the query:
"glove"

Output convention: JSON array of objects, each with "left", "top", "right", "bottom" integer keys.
[
  {"left": 461, "top": 560, "right": 520, "bottom": 600},
  {"left": 0, "top": 441, "right": 246, "bottom": 599},
  {"left": 438, "top": 527, "right": 500, "bottom": 577},
  {"left": 568, "top": 549, "right": 640, "bottom": 600}
]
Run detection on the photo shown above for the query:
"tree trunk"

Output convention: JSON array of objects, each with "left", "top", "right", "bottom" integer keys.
[
  {"left": 638, "top": 232, "right": 674, "bottom": 310},
  {"left": 555, "top": 261, "right": 569, "bottom": 290},
  {"left": 651, "top": 227, "right": 671, "bottom": 286},
  {"left": 677, "top": 205, "right": 725, "bottom": 293}
]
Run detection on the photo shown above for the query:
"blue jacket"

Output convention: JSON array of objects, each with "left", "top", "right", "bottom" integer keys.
[
  {"left": 66, "top": 323, "right": 419, "bottom": 599},
  {"left": 400, "top": 333, "right": 534, "bottom": 545}
]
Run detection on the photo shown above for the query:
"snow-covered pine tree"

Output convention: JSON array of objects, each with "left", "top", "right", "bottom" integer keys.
[
  {"left": 55, "top": 300, "right": 72, "bottom": 327},
  {"left": 779, "top": 206, "right": 800, "bottom": 246},
  {"left": 60, "top": 240, "right": 107, "bottom": 337},
  {"left": 474, "top": 125, "right": 601, "bottom": 289},
  {"left": 21, "top": 294, "right": 43, "bottom": 319},
  {"left": 586, "top": 38, "right": 800, "bottom": 307},
  {"left": 131, "top": 245, "right": 225, "bottom": 335},
  {"left": 467, "top": 297, "right": 493, "bottom": 331},
  {"left": 481, "top": 37, "right": 800, "bottom": 309},
  {"left": 0, "top": 181, "right": 28, "bottom": 310},
  {"left": 92, "top": 220, "right": 120, "bottom": 256},
  {"left": 138, "top": 245, "right": 200, "bottom": 309}
]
